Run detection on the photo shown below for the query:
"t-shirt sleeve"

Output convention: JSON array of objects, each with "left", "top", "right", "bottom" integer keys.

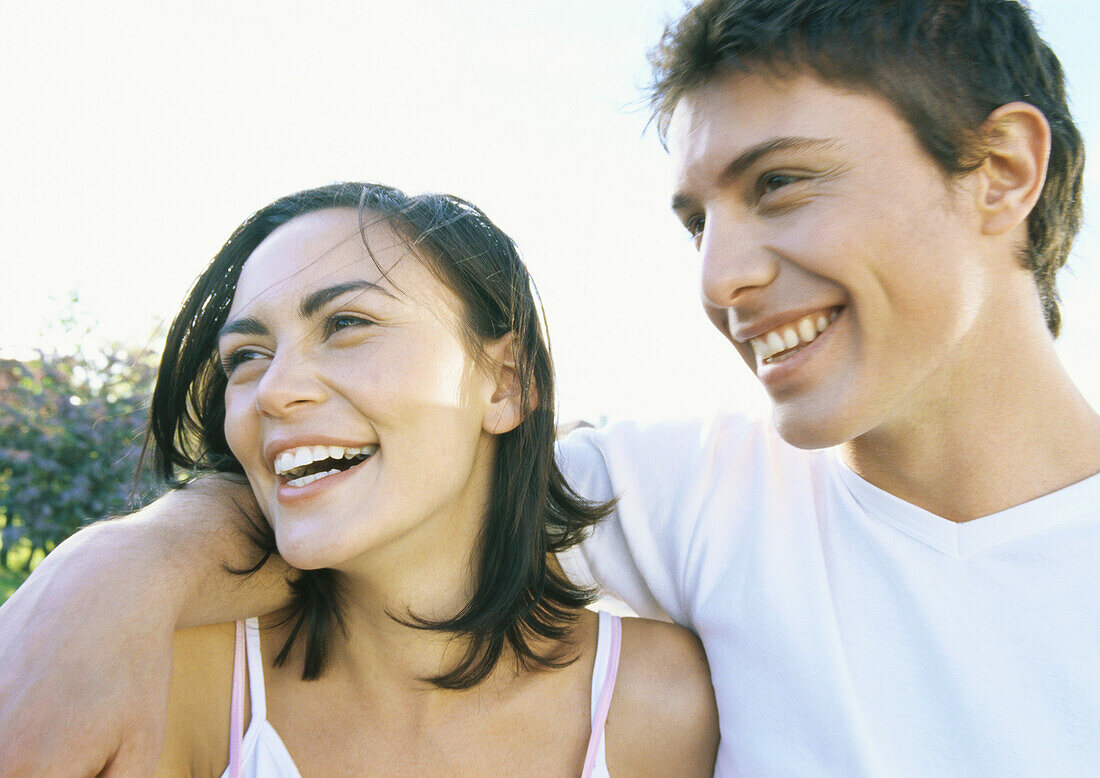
[{"left": 555, "top": 416, "right": 748, "bottom": 626}]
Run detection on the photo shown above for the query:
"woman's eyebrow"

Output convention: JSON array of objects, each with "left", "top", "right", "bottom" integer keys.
[
  {"left": 298, "top": 280, "right": 397, "bottom": 318},
  {"left": 217, "top": 316, "right": 268, "bottom": 340},
  {"left": 218, "top": 281, "right": 398, "bottom": 340}
]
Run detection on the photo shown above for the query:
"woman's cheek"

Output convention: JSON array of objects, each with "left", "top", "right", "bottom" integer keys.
[{"left": 222, "top": 386, "right": 253, "bottom": 462}]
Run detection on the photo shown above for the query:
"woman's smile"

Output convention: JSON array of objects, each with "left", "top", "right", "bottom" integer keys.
[
  {"left": 272, "top": 443, "right": 378, "bottom": 485},
  {"left": 275, "top": 447, "right": 379, "bottom": 505}
]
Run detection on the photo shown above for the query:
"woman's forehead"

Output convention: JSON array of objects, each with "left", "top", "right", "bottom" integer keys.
[
  {"left": 241, "top": 209, "right": 396, "bottom": 288},
  {"left": 229, "top": 209, "right": 450, "bottom": 318}
]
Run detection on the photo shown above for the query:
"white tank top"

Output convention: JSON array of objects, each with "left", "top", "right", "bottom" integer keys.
[{"left": 221, "top": 612, "right": 622, "bottom": 777}]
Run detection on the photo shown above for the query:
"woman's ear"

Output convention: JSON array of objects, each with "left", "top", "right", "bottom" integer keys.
[
  {"left": 482, "top": 333, "right": 533, "bottom": 435},
  {"left": 974, "top": 101, "right": 1051, "bottom": 236}
]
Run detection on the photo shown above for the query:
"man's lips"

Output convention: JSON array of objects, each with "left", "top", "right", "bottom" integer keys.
[{"left": 747, "top": 308, "right": 840, "bottom": 365}]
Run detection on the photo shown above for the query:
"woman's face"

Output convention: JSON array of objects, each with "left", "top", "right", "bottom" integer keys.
[{"left": 218, "top": 208, "right": 502, "bottom": 571}]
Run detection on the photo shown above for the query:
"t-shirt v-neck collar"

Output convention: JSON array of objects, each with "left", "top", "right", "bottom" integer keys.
[{"left": 827, "top": 450, "right": 1100, "bottom": 559}]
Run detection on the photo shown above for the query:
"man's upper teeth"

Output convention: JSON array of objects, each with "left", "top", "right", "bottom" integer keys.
[
  {"left": 274, "top": 444, "right": 376, "bottom": 475},
  {"left": 751, "top": 309, "right": 838, "bottom": 362}
]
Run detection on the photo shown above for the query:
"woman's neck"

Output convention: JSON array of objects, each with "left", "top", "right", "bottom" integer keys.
[
  {"left": 265, "top": 550, "right": 573, "bottom": 727},
  {"left": 329, "top": 509, "right": 485, "bottom": 687}
]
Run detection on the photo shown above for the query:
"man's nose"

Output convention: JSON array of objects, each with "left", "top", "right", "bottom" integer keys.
[{"left": 699, "top": 211, "right": 779, "bottom": 310}]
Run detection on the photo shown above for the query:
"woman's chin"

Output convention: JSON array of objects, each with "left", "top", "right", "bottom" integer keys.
[{"left": 275, "top": 535, "right": 348, "bottom": 571}]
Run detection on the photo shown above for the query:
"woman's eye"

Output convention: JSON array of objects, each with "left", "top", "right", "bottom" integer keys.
[
  {"left": 219, "top": 348, "right": 266, "bottom": 376},
  {"left": 323, "top": 313, "right": 373, "bottom": 338}
]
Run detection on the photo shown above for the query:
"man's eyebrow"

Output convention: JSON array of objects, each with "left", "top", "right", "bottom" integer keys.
[
  {"left": 299, "top": 280, "right": 397, "bottom": 319},
  {"left": 217, "top": 316, "right": 268, "bottom": 340},
  {"left": 671, "top": 136, "right": 840, "bottom": 211}
]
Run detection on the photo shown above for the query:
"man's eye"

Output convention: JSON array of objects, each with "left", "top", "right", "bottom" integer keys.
[
  {"left": 685, "top": 215, "right": 705, "bottom": 239},
  {"left": 759, "top": 173, "right": 801, "bottom": 195}
]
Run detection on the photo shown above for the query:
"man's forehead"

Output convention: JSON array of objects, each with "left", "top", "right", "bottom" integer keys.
[
  {"left": 671, "top": 71, "right": 824, "bottom": 144},
  {"left": 667, "top": 73, "right": 782, "bottom": 197},
  {"left": 667, "top": 71, "right": 885, "bottom": 190}
]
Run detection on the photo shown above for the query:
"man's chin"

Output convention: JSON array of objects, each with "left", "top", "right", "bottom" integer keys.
[{"left": 770, "top": 404, "right": 859, "bottom": 451}]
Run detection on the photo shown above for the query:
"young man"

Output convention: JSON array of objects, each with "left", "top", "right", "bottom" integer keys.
[{"left": 2, "top": 0, "right": 1098, "bottom": 775}]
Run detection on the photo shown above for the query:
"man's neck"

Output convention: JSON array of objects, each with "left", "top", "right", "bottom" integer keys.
[{"left": 840, "top": 315, "right": 1100, "bottom": 522}]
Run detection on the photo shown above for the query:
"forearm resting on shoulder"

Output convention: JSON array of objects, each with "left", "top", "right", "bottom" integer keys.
[
  {"left": 37, "top": 473, "right": 290, "bottom": 626},
  {"left": 132, "top": 473, "right": 295, "bottom": 627}
]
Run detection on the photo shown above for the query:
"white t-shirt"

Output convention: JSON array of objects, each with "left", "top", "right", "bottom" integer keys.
[{"left": 557, "top": 414, "right": 1100, "bottom": 777}]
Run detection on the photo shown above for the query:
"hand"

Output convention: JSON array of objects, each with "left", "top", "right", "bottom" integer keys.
[{"left": 0, "top": 520, "right": 174, "bottom": 777}]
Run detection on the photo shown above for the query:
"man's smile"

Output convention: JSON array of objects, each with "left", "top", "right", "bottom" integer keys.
[{"left": 731, "top": 306, "right": 841, "bottom": 367}]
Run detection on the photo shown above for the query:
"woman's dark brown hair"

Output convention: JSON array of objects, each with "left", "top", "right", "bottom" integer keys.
[{"left": 147, "top": 182, "right": 612, "bottom": 688}]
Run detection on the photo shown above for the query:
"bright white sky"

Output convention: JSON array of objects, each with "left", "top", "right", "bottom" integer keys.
[{"left": 2, "top": 0, "right": 1098, "bottom": 422}]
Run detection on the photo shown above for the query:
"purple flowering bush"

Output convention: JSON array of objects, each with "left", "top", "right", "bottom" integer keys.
[{"left": 0, "top": 344, "right": 162, "bottom": 591}]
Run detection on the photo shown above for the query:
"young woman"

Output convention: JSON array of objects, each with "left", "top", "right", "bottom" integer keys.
[{"left": 149, "top": 183, "right": 718, "bottom": 776}]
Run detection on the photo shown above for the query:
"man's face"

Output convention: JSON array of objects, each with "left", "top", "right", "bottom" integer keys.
[{"left": 669, "top": 71, "right": 999, "bottom": 449}]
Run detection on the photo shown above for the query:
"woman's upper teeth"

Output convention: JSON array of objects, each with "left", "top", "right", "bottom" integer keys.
[
  {"left": 751, "top": 309, "right": 839, "bottom": 362},
  {"left": 274, "top": 444, "right": 377, "bottom": 475}
]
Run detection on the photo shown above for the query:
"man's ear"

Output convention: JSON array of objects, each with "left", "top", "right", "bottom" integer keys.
[
  {"left": 482, "top": 333, "right": 532, "bottom": 435},
  {"left": 974, "top": 101, "right": 1050, "bottom": 236}
]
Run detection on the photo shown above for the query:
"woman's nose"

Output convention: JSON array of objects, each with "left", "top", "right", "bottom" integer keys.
[{"left": 253, "top": 350, "right": 328, "bottom": 417}]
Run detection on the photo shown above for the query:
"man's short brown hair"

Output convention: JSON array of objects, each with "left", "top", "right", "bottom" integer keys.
[{"left": 650, "top": 0, "right": 1084, "bottom": 335}]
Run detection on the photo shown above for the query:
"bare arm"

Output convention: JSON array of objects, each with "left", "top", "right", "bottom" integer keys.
[
  {"left": 607, "top": 618, "right": 720, "bottom": 777},
  {"left": 0, "top": 475, "right": 292, "bottom": 778}
]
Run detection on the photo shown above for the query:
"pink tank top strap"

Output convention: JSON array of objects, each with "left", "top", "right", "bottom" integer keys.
[
  {"left": 581, "top": 612, "right": 622, "bottom": 777},
  {"left": 228, "top": 619, "right": 247, "bottom": 778}
]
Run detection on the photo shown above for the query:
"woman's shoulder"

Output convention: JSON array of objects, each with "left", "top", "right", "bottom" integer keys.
[
  {"left": 605, "top": 615, "right": 718, "bottom": 777},
  {"left": 155, "top": 621, "right": 242, "bottom": 777}
]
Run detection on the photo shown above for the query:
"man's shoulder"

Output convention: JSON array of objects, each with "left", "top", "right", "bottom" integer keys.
[
  {"left": 557, "top": 411, "right": 818, "bottom": 489},
  {"left": 558, "top": 411, "right": 771, "bottom": 464}
]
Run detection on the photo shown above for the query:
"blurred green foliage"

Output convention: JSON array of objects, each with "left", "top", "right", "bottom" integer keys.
[
  {"left": 0, "top": 563, "right": 27, "bottom": 604},
  {"left": 0, "top": 337, "right": 163, "bottom": 593}
]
